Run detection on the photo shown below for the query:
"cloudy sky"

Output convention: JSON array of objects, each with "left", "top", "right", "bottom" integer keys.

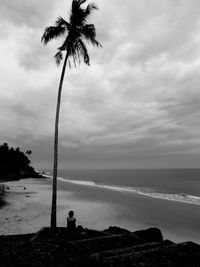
[{"left": 1, "top": 0, "right": 200, "bottom": 170}]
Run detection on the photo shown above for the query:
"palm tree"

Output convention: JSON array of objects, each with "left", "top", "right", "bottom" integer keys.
[{"left": 41, "top": 0, "right": 101, "bottom": 229}]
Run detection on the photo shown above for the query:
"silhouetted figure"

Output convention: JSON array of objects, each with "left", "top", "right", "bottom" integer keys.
[{"left": 67, "top": 210, "right": 76, "bottom": 232}]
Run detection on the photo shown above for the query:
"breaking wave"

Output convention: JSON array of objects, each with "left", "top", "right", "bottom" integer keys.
[{"left": 48, "top": 176, "right": 200, "bottom": 206}]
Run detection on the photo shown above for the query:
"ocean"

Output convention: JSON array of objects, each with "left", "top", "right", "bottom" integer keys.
[
  {"left": 46, "top": 168, "right": 200, "bottom": 243},
  {"left": 55, "top": 169, "right": 200, "bottom": 205}
]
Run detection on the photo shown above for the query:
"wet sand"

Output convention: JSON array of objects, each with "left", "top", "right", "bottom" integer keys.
[
  {"left": 57, "top": 179, "right": 200, "bottom": 243},
  {"left": 0, "top": 178, "right": 199, "bottom": 244}
]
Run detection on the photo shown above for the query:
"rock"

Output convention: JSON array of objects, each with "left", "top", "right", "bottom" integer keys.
[
  {"left": 76, "top": 225, "right": 84, "bottom": 233},
  {"left": 133, "top": 227, "right": 163, "bottom": 242},
  {"left": 103, "top": 226, "right": 131, "bottom": 235},
  {"left": 0, "top": 227, "right": 199, "bottom": 267},
  {"left": 90, "top": 240, "right": 171, "bottom": 262}
]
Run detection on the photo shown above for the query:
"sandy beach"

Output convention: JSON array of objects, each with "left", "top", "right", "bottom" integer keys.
[
  {"left": 0, "top": 177, "right": 200, "bottom": 245},
  {"left": 0, "top": 178, "right": 121, "bottom": 235},
  {"left": 0, "top": 179, "right": 51, "bottom": 234}
]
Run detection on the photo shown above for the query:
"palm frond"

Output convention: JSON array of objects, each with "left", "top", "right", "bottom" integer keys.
[
  {"left": 68, "top": 45, "right": 79, "bottom": 67},
  {"left": 68, "top": 59, "right": 72, "bottom": 68},
  {"left": 58, "top": 37, "right": 77, "bottom": 67},
  {"left": 75, "top": 39, "right": 90, "bottom": 65},
  {"left": 72, "top": 53, "right": 78, "bottom": 67},
  {"left": 90, "top": 39, "right": 102, "bottom": 47},
  {"left": 81, "top": 24, "right": 102, "bottom": 47},
  {"left": 73, "top": 0, "right": 87, "bottom": 9},
  {"left": 70, "top": 0, "right": 90, "bottom": 26},
  {"left": 55, "top": 16, "right": 70, "bottom": 30},
  {"left": 41, "top": 26, "right": 66, "bottom": 45},
  {"left": 81, "top": 24, "right": 95, "bottom": 39},
  {"left": 54, "top": 50, "right": 63, "bottom": 65},
  {"left": 84, "top": 3, "right": 98, "bottom": 17},
  {"left": 80, "top": 3, "right": 98, "bottom": 26},
  {"left": 59, "top": 36, "right": 70, "bottom": 52}
]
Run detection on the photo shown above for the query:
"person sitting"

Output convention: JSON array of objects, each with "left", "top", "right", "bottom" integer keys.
[{"left": 67, "top": 210, "right": 76, "bottom": 232}]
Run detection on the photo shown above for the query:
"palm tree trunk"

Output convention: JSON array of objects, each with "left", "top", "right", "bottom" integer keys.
[{"left": 51, "top": 52, "right": 68, "bottom": 229}]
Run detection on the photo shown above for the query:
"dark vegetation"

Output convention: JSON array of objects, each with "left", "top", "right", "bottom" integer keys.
[
  {"left": 0, "top": 227, "right": 199, "bottom": 266},
  {"left": 0, "top": 143, "right": 43, "bottom": 181}
]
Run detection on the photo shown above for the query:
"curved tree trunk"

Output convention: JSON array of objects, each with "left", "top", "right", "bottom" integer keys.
[{"left": 51, "top": 52, "right": 68, "bottom": 229}]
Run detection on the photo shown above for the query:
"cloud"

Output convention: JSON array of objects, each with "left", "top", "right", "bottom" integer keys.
[
  {"left": 0, "top": 0, "right": 64, "bottom": 28},
  {"left": 1, "top": 0, "right": 200, "bottom": 168}
]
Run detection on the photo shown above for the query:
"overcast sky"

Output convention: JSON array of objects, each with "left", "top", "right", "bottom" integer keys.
[{"left": 1, "top": 0, "right": 200, "bottom": 170}]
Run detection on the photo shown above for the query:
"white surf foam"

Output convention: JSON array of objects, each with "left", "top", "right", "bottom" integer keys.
[{"left": 49, "top": 176, "right": 200, "bottom": 206}]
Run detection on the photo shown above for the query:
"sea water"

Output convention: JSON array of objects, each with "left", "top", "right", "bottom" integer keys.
[{"left": 55, "top": 169, "right": 200, "bottom": 205}]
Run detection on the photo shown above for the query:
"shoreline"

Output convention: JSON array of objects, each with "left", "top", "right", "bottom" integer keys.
[
  {"left": 0, "top": 177, "right": 199, "bottom": 245},
  {"left": 56, "top": 176, "right": 200, "bottom": 206}
]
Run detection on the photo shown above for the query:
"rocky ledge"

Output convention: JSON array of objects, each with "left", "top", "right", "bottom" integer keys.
[{"left": 0, "top": 226, "right": 199, "bottom": 266}]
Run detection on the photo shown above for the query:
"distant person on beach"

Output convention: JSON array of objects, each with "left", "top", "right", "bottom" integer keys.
[{"left": 67, "top": 210, "right": 76, "bottom": 231}]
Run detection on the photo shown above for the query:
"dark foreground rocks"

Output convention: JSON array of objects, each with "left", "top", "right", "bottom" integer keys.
[{"left": 0, "top": 227, "right": 199, "bottom": 267}]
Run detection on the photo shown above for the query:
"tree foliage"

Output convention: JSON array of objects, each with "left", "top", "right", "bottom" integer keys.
[
  {"left": 0, "top": 143, "right": 30, "bottom": 171},
  {"left": 41, "top": 0, "right": 101, "bottom": 67}
]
